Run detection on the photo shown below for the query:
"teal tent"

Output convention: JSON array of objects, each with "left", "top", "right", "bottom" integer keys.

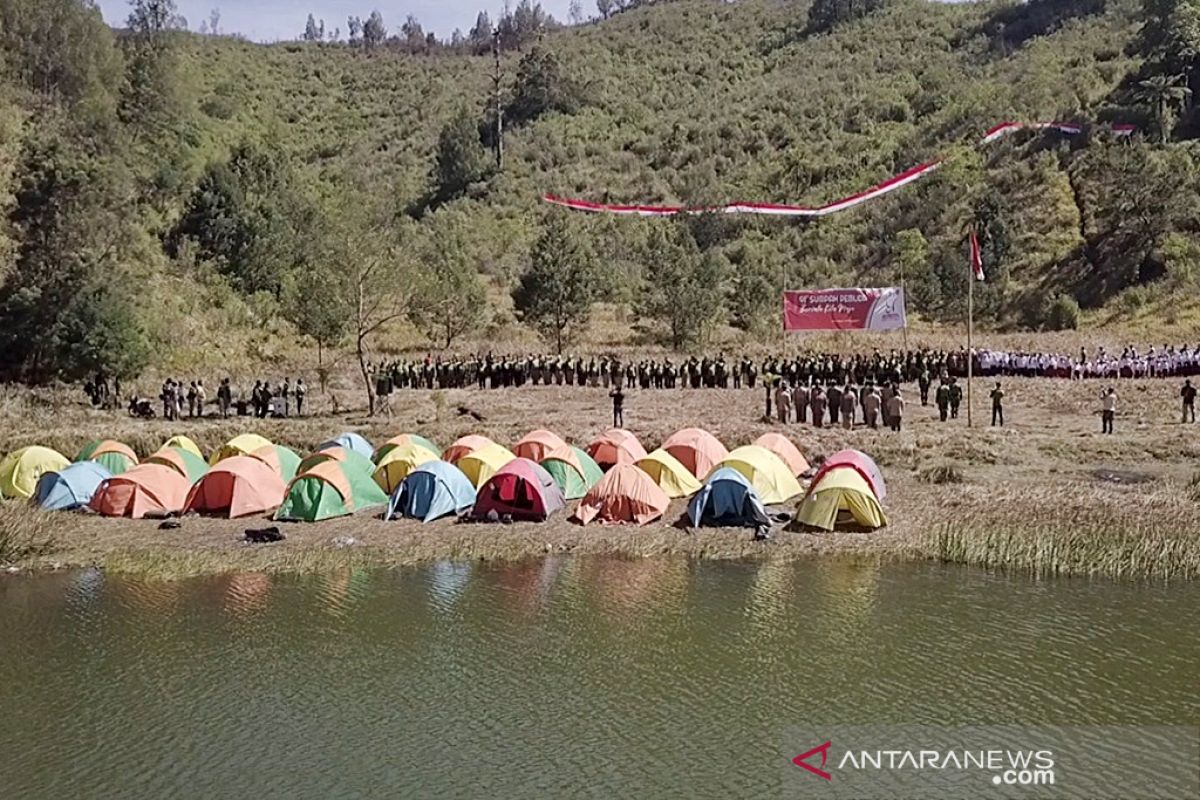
[{"left": 387, "top": 461, "right": 477, "bottom": 523}]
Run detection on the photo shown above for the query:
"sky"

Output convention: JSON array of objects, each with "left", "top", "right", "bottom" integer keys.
[{"left": 95, "top": 0, "right": 579, "bottom": 41}]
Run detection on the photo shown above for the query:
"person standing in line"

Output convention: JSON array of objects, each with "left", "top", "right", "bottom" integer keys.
[
  {"left": 863, "top": 386, "right": 881, "bottom": 429},
  {"left": 990, "top": 381, "right": 1004, "bottom": 427},
  {"left": 1182, "top": 379, "right": 1196, "bottom": 423},
  {"left": 793, "top": 381, "right": 809, "bottom": 425},
  {"left": 918, "top": 368, "right": 932, "bottom": 406},
  {"left": 886, "top": 386, "right": 904, "bottom": 432},
  {"left": 280, "top": 378, "right": 291, "bottom": 418},
  {"left": 840, "top": 384, "right": 857, "bottom": 430},
  {"left": 776, "top": 381, "right": 792, "bottom": 424},
  {"left": 948, "top": 378, "right": 962, "bottom": 420},
  {"left": 295, "top": 378, "right": 306, "bottom": 417},
  {"left": 1101, "top": 387, "right": 1117, "bottom": 434},
  {"left": 610, "top": 384, "right": 625, "bottom": 428},
  {"left": 186, "top": 382, "right": 197, "bottom": 418},
  {"left": 810, "top": 386, "right": 827, "bottom": 429},
  {"left": 195, "top": 380, "right": 207, "bottom": 418}
]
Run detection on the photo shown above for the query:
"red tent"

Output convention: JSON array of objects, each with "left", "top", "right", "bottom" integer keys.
[
  {"left": 586, "top": 429, "right": 647, "bottom": 470},
  {"left": 471, "top": 458, "right": 566, "bottom": 522}
]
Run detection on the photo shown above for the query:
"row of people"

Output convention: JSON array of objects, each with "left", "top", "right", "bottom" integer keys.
[{"left": 130, "top": 379, "right": 309, "bottom": 420}]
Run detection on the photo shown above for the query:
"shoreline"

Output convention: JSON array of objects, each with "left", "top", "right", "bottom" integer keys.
[{"left": 4, "top": 376, "right": 1200, "bottom": 582}]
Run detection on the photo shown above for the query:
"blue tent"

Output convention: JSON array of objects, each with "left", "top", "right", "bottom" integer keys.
[
  {"left": 34, "top": 461, "right": 113, "bottom": 511},
  {"left": 687, "top": 467, "right": 771, "bottom": 528},
  {"left": 387, "top": 461, "right": 477, "bottom": 523},
  {"left": 318, "top": 432, "right": 374, "bottom": 460}
]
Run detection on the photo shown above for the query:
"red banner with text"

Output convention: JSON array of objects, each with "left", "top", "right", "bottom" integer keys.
[{"left": 782, "top": 288, "right": 907, "bottom": 332}]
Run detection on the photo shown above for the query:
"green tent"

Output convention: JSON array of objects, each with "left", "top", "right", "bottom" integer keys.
[
  {"left": 541, "top": 446, "right": 604, "bottom": 500},
  {"left": 75, "top": 440, "right": 138, "bottom": 475},
  {"left": 298, "top": 447, "right": 376, "bottom": 477},
  {"left": 144, "top": 447, "right": 209, "bottom": 484},
  {"left": 276, "top": 461, "right": 389, "bottom": 522}
]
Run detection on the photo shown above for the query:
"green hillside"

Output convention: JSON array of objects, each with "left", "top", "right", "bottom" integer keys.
[{"left": 2, "top": 0, "right": 1199, "bottom": 382}]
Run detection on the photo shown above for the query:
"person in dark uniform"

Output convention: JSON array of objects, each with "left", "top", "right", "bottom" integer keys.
[
  {"left": 990, "top": 382, "right": 1004, "bottom": 427},
  {"left": 610, "top": 385, "right": 626, "bottom": 428}
]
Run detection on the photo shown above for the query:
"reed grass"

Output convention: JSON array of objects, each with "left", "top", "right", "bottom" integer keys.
[
  {"left": 0, "top": 504, "right": 58, "bottom": 564},
  {"left": 918, "top": 487, "right": 1200, "bottom": 580}
]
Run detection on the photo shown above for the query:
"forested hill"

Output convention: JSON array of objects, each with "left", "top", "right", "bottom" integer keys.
[{"left": 2, "top": 0, "right": 1199, "bottom": 383}]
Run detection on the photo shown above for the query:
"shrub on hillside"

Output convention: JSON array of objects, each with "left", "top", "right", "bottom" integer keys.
[{"left": 1045, "top": 294, "right": 1080, "bottom": 330}]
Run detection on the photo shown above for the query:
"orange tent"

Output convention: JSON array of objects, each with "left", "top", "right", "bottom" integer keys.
[
  {"left": 586, "top": 429, "right": 648, "bottom": 470},
  {"left": 183, "top": 456, "right": 287, "bottom": 518},
  {"left": 513, "top": 429, "right": 567, "bottom": 462},
  {"left": 89, "top": 464, "right": 191, "bottom": 519},
  {"left": 573, "top": 464, "right": 671, "bottom": 526},
  {"left": 662, "top": 428, "right": 729, "bottom": 479},
  {"left": 752, "top": 433, "right": 810, "bottom": 477},
  {"left": 442, "top": 435, "right": 496, "bottom": 465}
]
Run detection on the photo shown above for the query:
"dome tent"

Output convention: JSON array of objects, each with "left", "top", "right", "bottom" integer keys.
[
  {"left": 209, "top": 434, "right": 273, "bottom": 466},
  {"left": 248, "top": 444, "right": 302, "bottom": 483},
  {"left": 586, "top": 429, "right": 647, "bottom": 470},
  {"left": 297, "top": 446, "right": 376, "bottom": 478},
  {"left": 276, "top": 461, "right": 389, "bottom": 522},
  {"left": 687, "top": 468, "right": 770, "bottom": 529},
  {"left": 794, "top": 467, "right": 887, "bottom": 532},
  {"left": 184, "top": 456, "right": 287, "bottom": 518},
  {"left": 373, "top": 434, "right": 440, "bottom": 464},
  {"left": 718, "top": 446, "right": 804, "bottom": 505},
  {"left": 540, "top": 446, "right": 603, "bottom": 500},
  {"left": 387, "top": 461, "right": 477, "bottom": 523},
  {"left": 457, "top": 443, "right": 516, "bottom": 489},
  {"left": 75, "top": 440, "right": 138, "bottom": 475},
  {"left": 636, "top": 449, "right": 701, "bottom": 498},
  {"left": 144, "top": 447, "right": 209, "bottom": 484},
  {"left": 35, "top": 462, "right": 112, "bottom": 511},
  {"left": 0, "top": 446, "right": 71, "bottom": 500},
  {"left": 162, "top": 435, "right": 203, "bottom": 460},
  {"left": 573, "top": 464, "right": 671, "bottom": 527},
  {"left": 317, "top": 432, "right": 374, "bottom": 460},
  {"left": 662, "top": 428, "right": 729, "bottom": 479},
  {"left": 752, "top": 433, "right": 810, "bottom": 477},
  {"left": 89, "top": 464, "right": 190, "bottom": 519},
  {"left": 471, "top": 459, "right": 565, "bottom": 522},
  {"left": 372, "top": 442, "right": 440, "bottom": 494},
  {"left": 442, "top": 434, "right": 497, "bottom": 465},
  {"left": 513, "top": 429, "right": 567, "bottom": 463},
  {"left": 810, "top": 449, "right": 887, "bottom": 500}
]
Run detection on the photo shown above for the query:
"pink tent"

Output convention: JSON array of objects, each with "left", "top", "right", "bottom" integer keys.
[
  {"left": 471, "top": 459, "right": 565, "bottom": 522},
  {"left": 183, "top": 456, "right": 287, "bottom": 518},
  {"left": 661, "top": 428, "right": 729, "bottom": 479},
  {"left": 586, "top": 429, "right": 648, "bottom": 470},
  {"left": 809, "top": 449, "right": 887, "bottom": 500}
]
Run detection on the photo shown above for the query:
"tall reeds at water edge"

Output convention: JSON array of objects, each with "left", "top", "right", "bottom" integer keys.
[
  {"left": 919, "top": 488, "right": 1200, "bottom": 580},
  {"left": 0, "top": 505, "right": 57, "bottom": 565}
]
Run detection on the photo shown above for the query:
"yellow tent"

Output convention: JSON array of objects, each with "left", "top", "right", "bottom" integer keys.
[
  {"left": 372, "top": 442, "right": 439, "bottom": 494},
  {"left": 794, "top": 467, "right": 887, "bottom": 532},
  {"left": 163, "top": 435, "right": 203, "bottom": 460},
  {"left": 0, "top": 446, "right": 70, "bottom": 500},
  {"left": 457, "top": 443, "right": 516, "bottom": 488},
  {"left": 209, "top": 434, "right": 273, "bottom": 465},
  {"left": 636, "top": 449, "right": 701, "bottom": 498},
  {"left": 719, "top": 445, "right": 804, "bottom": 505}
]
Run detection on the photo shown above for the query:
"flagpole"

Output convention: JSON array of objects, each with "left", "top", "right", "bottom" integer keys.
[
  {"left": 900, "top": 264, "right": 909, "bottom": 350},
  {"left": 967, "top": 229, "right": 974, "bottom": 429}
]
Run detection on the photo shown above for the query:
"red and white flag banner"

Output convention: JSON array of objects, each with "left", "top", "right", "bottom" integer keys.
[
  {"left": 782, "top": 288, "right": 908, "bottom": 332},
  {"left": 544, "top": 121, "right": 1136, "bottom": 218},
  {"left": 970, "top": 230, "right": 986, "bottom": 282}
]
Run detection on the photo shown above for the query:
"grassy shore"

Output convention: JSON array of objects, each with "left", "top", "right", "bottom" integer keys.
[{"left": 3, "top": 341, "right": 1200, "bottom": 581}]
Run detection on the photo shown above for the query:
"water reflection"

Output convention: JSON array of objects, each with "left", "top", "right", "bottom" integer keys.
[{"left": 0, "top": 558, "right": 1197, "bottom": 800}]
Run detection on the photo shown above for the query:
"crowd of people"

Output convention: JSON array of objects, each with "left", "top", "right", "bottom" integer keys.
[
  {"left": 124, "top": 378, "right": 308, "bottom": 420},
  {"left": 367, "top": 343, "right": 1200, "bottom": 395}
]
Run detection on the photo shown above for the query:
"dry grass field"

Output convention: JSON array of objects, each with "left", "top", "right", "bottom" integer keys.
[{"left": 3, "top": 328, "right": 1200, "bottom": 582}]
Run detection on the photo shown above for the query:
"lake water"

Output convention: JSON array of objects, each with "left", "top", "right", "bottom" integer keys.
[{"left": 1, "top": 559, "right": 1197, "bottom": 799}]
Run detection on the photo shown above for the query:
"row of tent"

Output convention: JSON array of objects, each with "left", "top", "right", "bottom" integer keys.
[{"left": 0, "top": 427, "right": 887, "bottom": 531}]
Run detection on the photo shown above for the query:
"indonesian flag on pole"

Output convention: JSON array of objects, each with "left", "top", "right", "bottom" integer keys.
[{"left": 970, "top": 230, "right": 985, "bottom": 281}]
